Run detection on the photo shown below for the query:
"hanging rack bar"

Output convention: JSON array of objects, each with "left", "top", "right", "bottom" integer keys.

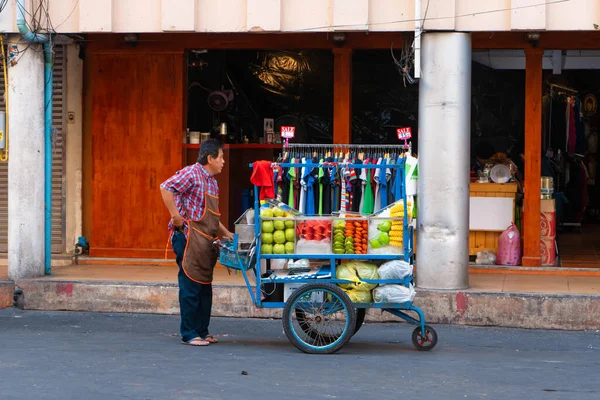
[
  {"left": 284, "top": 143, "right": 409, "bottom": 149},
  {"left": 548, "top": 83, "right": 578, "bottom": 94}
]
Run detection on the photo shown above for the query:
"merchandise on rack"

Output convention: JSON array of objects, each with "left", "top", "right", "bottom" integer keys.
[
  {"left": 368, "top": 200, "right": 413, "bottom": 255},
  {"left": 274, "top": 143, "right": 413, "bottom": 217},
  {"left": 296, "top": 218, "right": 332, "bottom": 254},
  {"left": 259, "top": 203, "right": 297, "bottom": 255},
  {"left": 331, "top": 213, "right": 369, "bottom": 254}
]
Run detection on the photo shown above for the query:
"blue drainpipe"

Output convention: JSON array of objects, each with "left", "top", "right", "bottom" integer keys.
[{"left": 16, "top": 0, "right": 53, "bottom": 275}]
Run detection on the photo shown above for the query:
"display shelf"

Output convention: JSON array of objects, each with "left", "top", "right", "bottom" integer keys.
[
  {"left": 259, "top": 254, "right": 406, "bottom": 260},
  {"left": 260, "top": 277, "right": 413, "bottom": 286},
  {"left": 260, "top": 301, "right": 414, "bottom": 309}
]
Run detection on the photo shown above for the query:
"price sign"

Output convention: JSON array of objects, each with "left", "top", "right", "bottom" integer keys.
[
  {"left": 396, "top": 127, "right": 412, "bottom": 140},
  {"left": 281, "top": 126, "right": 295, "bottom": 139}
]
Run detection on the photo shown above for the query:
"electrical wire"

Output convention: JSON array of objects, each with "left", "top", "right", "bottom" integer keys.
[
  {"left": 0, "top": 35, "right": 9, "bottom": 162},
  {"left": 0, "top": 0, "right": 9, "bottom": 15},
  {"left": 53, "top": 0, "right": 79, "bottom": 31},
  {"left": 393, "top": 0, "right": 431, "bottom": 86},
  {"left": 9, "top": 1, "right": 61, "bottom": 154},
  {"left": 299, "top": 0, "right": 570, "bottom": 32}
]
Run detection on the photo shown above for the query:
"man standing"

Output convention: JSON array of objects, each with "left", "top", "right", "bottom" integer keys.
[{"left": 160, "top": 139, "right": 233, "bottom": 346}]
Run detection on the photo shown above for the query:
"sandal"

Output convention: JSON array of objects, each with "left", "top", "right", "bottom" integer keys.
[
  {"left": 203, "top": 334, "right": 218, "bottom": 344},
  {"left": 183, "top": 337, "right": 210, "bottom": 346}
]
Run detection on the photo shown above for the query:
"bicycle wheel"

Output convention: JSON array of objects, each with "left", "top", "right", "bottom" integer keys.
[{"left": 283, "top": 283, "right": 356, "bottom": 354}]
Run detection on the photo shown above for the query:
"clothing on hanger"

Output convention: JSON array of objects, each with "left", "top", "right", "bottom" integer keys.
[
  {"left": 299, "top": 157, "right": 307, "bottom": 213},
  {"left": 351, "top": 158, "right": 363, "bottom": 213},
  {"left": 373, "top": 157, "right": 383, "bottom": 212},
  {"left": 287, "top": 158, "right": 296, "bottom": 208},
  {"left": 361, "top": 158, "right": 375, "bottom": 215}
]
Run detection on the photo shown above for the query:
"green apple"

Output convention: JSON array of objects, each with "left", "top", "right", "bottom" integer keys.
[
  {"left": 261, "top": 244, "right": 273, "bottom": 254},
  {"left": 273, "top": 230, "right": 286, "bottom": 244},
  {"left": 273, "top": 244, "right": 285, "bottom": 254},
  {"left": 284, "top": 220, "right": 295, "bottom": 228},
  {"left": 274, "top": 220, "right": 286, "bottom": 230},
  {"left": 285, "top": 228, "right": 295, "bottom": 242},
  {"left": 260, "top": 208, "right": 274, "bottom": 218},
  {"left": 262, "top": 221, "right": 274, "bottom": 233},
  {"left": 378, "top": 232, "right": 390, "bottom": 245},
  {"left": 273, "top": 207, "right": 285, "bottom": 218},
  {"left": 369, "top": 239, "right": 382, "bottom": 249},
  {"left": 284, "top": 242, "right": 294, "bottom": 254},
  {"left": 377, "top": 220, "right": 392, "bottom": 232},
  {"left": 262, "top": 232, "right": 274, "bottom": 244}
]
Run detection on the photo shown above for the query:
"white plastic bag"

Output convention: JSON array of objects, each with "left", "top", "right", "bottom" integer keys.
[
  {"left": 287, "top": 259, "right": 310, "bottom": 269},
  {"left": 373, "top": 284, "right": 416, "bottom": 303},
  {"left": 475, "top": 250, "right": 497, "bottom": 265},
  {"left": 270, "top": 259, "right": 287, "bottom": 270},
  {"left": 378, "top": 260, "right": 413, "bottom": 280}
]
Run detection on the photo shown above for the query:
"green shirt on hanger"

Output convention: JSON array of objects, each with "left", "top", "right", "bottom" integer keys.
[
  {"left": 288, "top": 158, "right": 296, "bottom": 208},
  {"left": 362, "top": 160, "right": 375, "bottom": 215},
  {"left": 318, "top": 158, "right": 324, "bottom": 215}
]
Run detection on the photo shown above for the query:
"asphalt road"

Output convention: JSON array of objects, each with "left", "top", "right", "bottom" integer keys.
[{"left": 1, "top": 308, "right": 599, "bottom": 400}]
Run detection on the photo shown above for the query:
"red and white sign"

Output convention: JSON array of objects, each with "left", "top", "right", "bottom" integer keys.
[
  {"left": 396, "top": 127, "right": 412, "bottom": 140},
  {"left": 281, "top": 126, "right": 296, "bottom": 139}
]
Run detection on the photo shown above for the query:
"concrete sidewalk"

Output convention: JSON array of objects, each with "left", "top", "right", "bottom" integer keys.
[{"left": 9, "top": 264, "right": 600, "bottom": 331}]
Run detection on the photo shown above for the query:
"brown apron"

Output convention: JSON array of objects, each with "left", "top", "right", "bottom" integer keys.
[{"left": 181, "top": 189, "right": 221, "bottom": 284}]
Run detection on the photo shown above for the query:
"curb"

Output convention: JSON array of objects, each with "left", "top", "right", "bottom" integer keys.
[{"left": 13, "top": 279, "right": 600, "bottom": 330}]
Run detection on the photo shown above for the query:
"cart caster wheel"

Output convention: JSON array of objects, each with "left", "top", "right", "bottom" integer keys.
[
  {"left": 353, "top": 309, "right": 366, "bottom": 336},
  {"left": 283, "top": 283, "right": 356, "bottom": 354},
  {"left": 411, "top": 325, "right": 438, "bottom": 351}
]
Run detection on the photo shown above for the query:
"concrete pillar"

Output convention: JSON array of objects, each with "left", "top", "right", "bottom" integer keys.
[
  {"left": 65, "top": 44, "right": 84, "bottom": 253},
  {"left": 416, "top": 32, "right": 471, "bottom": 290},
  {"left": 8, "top": 34, "right": 45, "bottom": 280}
]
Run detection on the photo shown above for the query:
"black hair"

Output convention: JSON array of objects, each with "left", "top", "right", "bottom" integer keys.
[{"left": 197, "top": 139, "right": 224, "bottom": 165}]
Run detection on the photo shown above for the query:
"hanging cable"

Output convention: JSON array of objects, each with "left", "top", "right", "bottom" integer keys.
[{"left": 0, "top": 35, "right": 8, "bottom": 162}]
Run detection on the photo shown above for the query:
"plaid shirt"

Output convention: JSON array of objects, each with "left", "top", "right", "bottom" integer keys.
[{"left": 161, "top": 163, "right": 219, "bottom": 237}]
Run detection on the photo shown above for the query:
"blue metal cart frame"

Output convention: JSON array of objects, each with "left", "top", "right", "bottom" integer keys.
[{"left": 216, "top": 160, "right": 437, "bottom": 354}]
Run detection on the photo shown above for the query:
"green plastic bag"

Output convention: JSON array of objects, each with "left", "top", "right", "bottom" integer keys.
[{"left": 337, "top": 261, "right": 379, "bottom": 291}]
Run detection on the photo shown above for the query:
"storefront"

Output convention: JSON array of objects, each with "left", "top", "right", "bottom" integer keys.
[
  {"left": 470, "top": 32, "right": 600, "bottom": 269},
  {"left": 82, "top": 33, "right": 404, "bottom": 258},
  {"left": 81, "top": 30, "right": 600, "bottom": 273}
]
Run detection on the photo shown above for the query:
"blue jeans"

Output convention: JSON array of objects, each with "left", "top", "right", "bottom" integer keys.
[{"left": 171, "top": 231, "right": 213, "bottom": 342}]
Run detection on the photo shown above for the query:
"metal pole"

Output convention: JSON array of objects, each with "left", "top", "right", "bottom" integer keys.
[{"left": 417, "top": 32, "right": 471, "bottom": 290}]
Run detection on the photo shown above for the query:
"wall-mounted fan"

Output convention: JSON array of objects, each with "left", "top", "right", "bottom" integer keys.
[{"left": 207, "top": 89, "right": 235, "bottom": 112}]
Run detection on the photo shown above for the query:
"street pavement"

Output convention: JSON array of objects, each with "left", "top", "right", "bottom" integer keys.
[{"left": 0, "top": 308, "right": 599, "bottom": 400}]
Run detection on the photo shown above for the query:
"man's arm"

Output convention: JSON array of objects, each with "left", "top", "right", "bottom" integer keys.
[
  {"left": 160, "top": 168, "right": 194, "bottom": 228},
  {"left": 219, "top": 221, "right": 234, "bottom": 240},
  {"left": 160, "top": 187, "right": 183, "bottom": 228}
]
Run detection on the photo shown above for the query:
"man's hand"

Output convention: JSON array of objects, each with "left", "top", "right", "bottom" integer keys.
[
  {"left": 222, "top": 230, "right": 234, "bottom": 241},
  {"left": 172, "top": 214, "right": 184, "bottom": 228},
  {"left": 219, "top": 221, "right": 234, "bottom": 241}
]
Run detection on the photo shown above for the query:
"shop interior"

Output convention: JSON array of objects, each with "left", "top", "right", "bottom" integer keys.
[
  {"left": 186, "top": 49, "right": 334, "bottom": 145},
  {"left": 471, "top": 50, "right": 600, "bottom": 268},
  {"left": 541, "top": 68, "right": 600, "bottom": 268}
]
